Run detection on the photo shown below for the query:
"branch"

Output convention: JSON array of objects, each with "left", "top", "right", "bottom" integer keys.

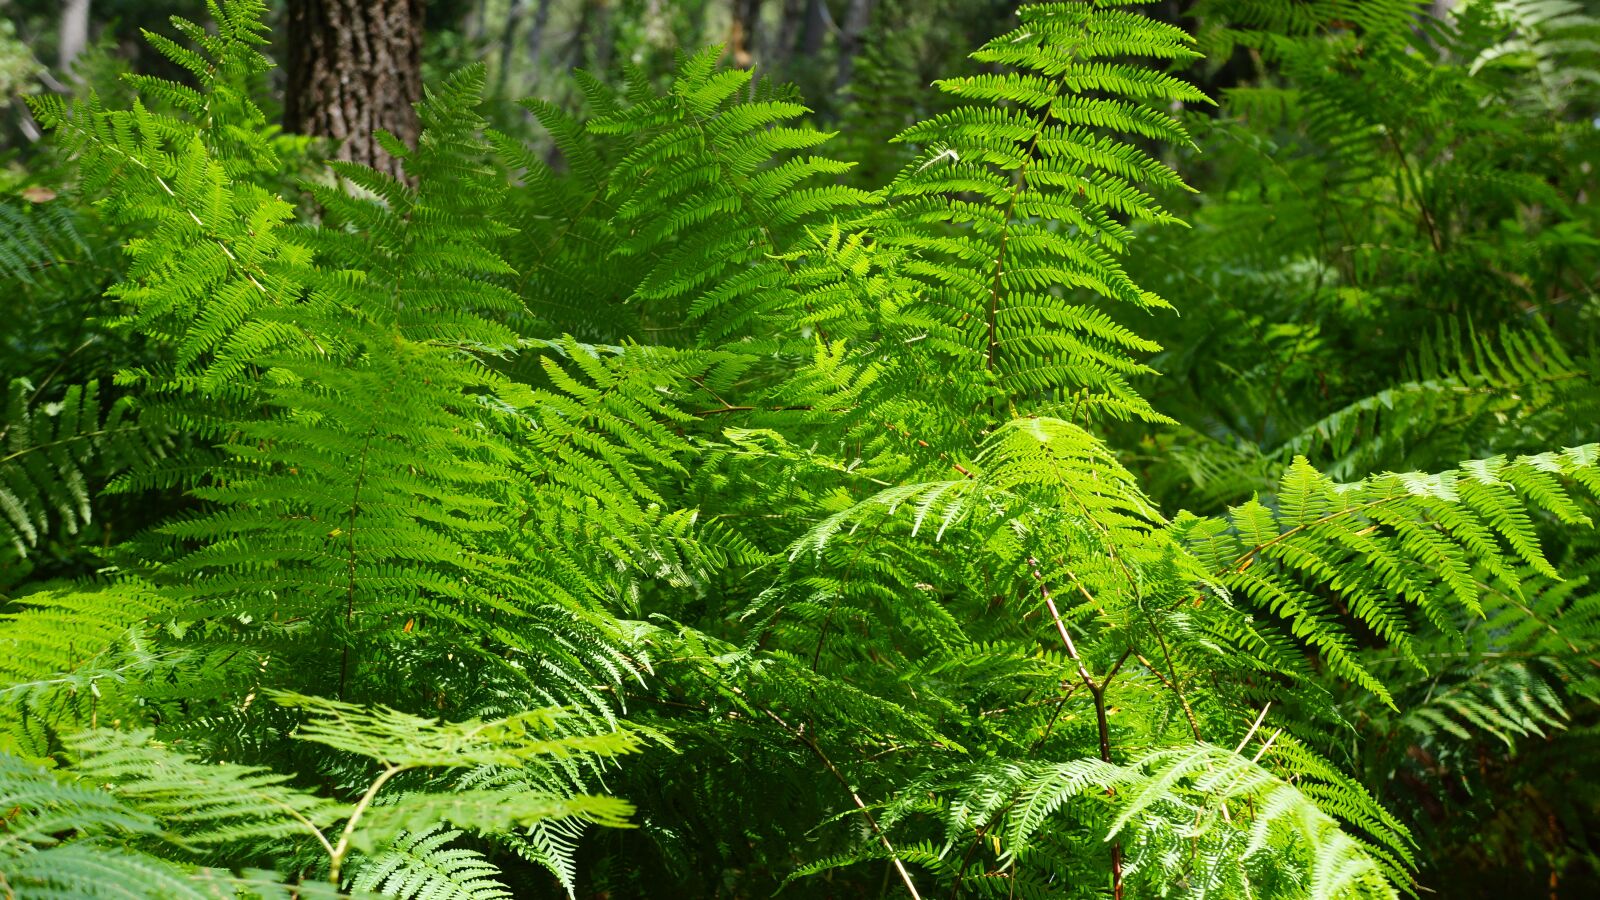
[{"left": 758, "top": 706, "right": 923, "bottom": 900}]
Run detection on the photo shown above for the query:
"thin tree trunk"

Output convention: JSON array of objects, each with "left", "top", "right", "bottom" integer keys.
[
  {"left": 592, "top": 0, "right": 614, "bottom": 75},
  {"left": 497, "top": 0, "right": 531, "bottom": 97},
  {"left": 835, "top": 0, "right": 874, "bottom": 90},
  {"left": 774, "top": 0, "right": 806, "bottom": 73},
  {"left": 527, "top": 0, "right": 554, "bottom": 69},
  {"left": 801, "top": 0, "right": 827, "bottom": 56},
  {"left": 58, "top": 0, "right": 91, "bottom": 72},
  {"left": 729, "top": 0, "right": 763, "bottom": 69},
  {"left": 284, "top": 0, "right": 425, "bottom": 181},
  {"left": 570, "top": 0, "right": 614, "bottom": 73},
  {"left": 468, "top": 0, "right": 488, "bottom": 45}
]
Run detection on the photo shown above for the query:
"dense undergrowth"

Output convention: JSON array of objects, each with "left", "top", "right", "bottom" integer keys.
[{"left": 3, "top": 0, "right": 1600, "bottom": 897}]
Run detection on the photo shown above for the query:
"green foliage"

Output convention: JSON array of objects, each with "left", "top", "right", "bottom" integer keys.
[
  {"left": 0, "top": 691, "right": 633, "bottom": 894},
  {"left": 1, "top": 379, "right": 165, "bottom": 569},
  {"left": 4, "top": 0, "right": 1600, "bottom": 898},
  {"left": 0, "top": 582, "right": 167, "bottom": 758},
  {"left": 350, "top": 828, "right": 512, "bottom": 900},
  {"left": 1183, "top": 446, "right": 1599, "bottom": 704},
  {"left": 870, "top": 1, "right": 1207, "bottom": 424}
]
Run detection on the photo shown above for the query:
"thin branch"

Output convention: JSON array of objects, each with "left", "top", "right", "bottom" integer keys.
[
  {"left": 1026, "top": 557, "right": 1123, "bottom": 898},
  {"left": 328, "top": 763, "right": 407, "bottom": 886},
  {"left": 759, "top": 706, "right": 923, "bottom": 900}
]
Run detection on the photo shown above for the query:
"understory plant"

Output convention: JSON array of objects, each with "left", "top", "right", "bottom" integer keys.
[{"left": 3, "top": 0, "right": 1598, "bottom": 897}]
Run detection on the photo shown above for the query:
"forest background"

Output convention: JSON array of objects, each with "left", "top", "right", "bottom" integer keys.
[{"left": 3, "top": 1, "right": 1600, "bottom": 898}]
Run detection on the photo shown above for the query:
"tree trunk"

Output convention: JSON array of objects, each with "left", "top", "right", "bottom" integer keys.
[
  {"left": 59, "top": 0, "right": 91, "bottom": 72},
  {"left": 570, "top": 0, "right": 614, "bottom": 74},
  {"left": 284, "top": 0, "right": 425, "bottom": 181},
  {"left": 591, "top": 0, "right": 614, "bottom": 75},
  {"left": 835, "top": 0, "right": 874, "bottom": 90},
  {"left": 801, "top": 0, "right": 827, "bottom": 57},
  {"left": 774, "top": 0, "right": 804, "bottom": 73},
  {"left": 729, "top": 0, "right": 763, "bottom": 69},
  {"left": 496, "top": 0, "right": 531, "bottom": 97},
  {"left": 527, "top": 0, "right": 554, "bottom": 69}
]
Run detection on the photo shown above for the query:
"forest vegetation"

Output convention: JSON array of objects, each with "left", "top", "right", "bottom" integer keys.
[{"left": 2, "top": 0, "right": 1600, "bottom": 897}]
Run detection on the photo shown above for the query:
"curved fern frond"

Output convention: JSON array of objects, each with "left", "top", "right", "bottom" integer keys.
[
  {"left": 1181, "top": 445, "right": 1600, "bottom": 705},
  {"left": 350, "top": 828, "right": 512, "bottom": 900}
]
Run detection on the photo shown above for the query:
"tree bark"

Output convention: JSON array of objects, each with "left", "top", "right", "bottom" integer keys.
[
  {"left": 774, "top": 0, "right": 805, "bottom": 73},
  {"left": 284, "top": 0, "right": 425, "bottom": 181},
  {"left": 496, "top": 0, "right": 532, "bottom": 97},
  {"left": 570, "top": 0, "right": 614, "bottom": 74}
]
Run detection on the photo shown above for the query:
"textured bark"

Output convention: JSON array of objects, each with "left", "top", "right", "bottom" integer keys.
[{"left": 284, "top": 0, "right": 425, "bottom": 180}]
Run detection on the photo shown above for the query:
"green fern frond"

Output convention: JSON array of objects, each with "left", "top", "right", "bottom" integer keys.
[
  {"left": 350, "top": 828, "right": 512, "bottom": 900},
  {"left": 0, "top": 583, "right": 168, "bottom": 759},
  {"left": 0, "top": 199, "right": 92, "bottom": 287},
  {"left": 867, "top": 0, "right": 1208, "bottom": 424},
  {"left": 1, "top": 378, "right": 166, "bottom": 565},
  {"left": 579, "top": 49, "right": 872, "bottom": 345},
  {"left": 1183, "top": 446, "right": 1600, "bottom": 705},
  {"left": 273, "top": 693, "right": 643, "bottom": 770}
]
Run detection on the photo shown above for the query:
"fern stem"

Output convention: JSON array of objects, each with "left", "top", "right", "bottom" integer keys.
[
  {"left": 759, "top": 705, "right": 924, "bottom": 900},
  {"left": 950, "top": 679, "right": 1088, "bottom": 898},
  {"left": 1143, "top": 622, "right": 1203, "bottom": 741},
  {"left": 981, "top": 112, "right": 1047, "bottom": 378},
  {"left": 1226, "top": 494, "right": 1410, "bottom": 574},
  {"left": 88, "top": 137, "right": 269, "bottom": 294},
  {"left": 268, "top": 796, "right": 337, "bottom": 865},
  {"left": 1136, "top": 650, "right": 1200, "bottom": 734},
  {"left": 328, "top": 763, "right": 407, "bottom": 886},
  {"left": 1383, "top": 128, "right": 1444, "bottom": 254},
  {"left": 0, "top": 425, "right": 143, "bottom": 466},
  {"left": 337, "top": 426, "right": 379, "bottom": 700},
  {"left": 1028, "top": 556, "right": 1127, "bottom": 898},
  {"left": 0, "top": 339, "right": 98, "bottom": 444}
]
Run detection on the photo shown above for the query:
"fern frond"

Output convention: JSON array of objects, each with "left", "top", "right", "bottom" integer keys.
[
  {"left": 1184, "top": 446, "right": 1600, "bottom": 705},
  {"left": 868, "top": 0, "right": 1207, "bottom": 424},
  {"left": 1, "top": 378, "right": 166, "bottom": 565},
  {"left": 350, "top": 828, "right": 511, "bottom": 900},
  {"left": 0, "top": 583, "right": 167, "bottom": 759}
]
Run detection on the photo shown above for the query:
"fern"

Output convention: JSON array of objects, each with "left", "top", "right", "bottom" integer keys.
[
  {"left": 1180, "top": 447, "right": 1599, "bottom": 703},
  {"left": 868, "top": 0, "right": 1208, "bottom": 424},
  {"left": 0, "top": 582, "right": 167, "bottom": 759},
  {"left": 0, "top": 199, "right": 91, "bottom": 287},
  {"left": 0, "top": 378, "right": 165, "bottom": 571},
  {"left": 1472, "top": 0, "right": 1600, "bottom": 112},
  {"left": 6, "top": 0, "right": 1600, "bottom": 897},
  {"left": 351, "top": 828, "right": 512, "bottom": 900},
  {"left": 1, "top": 691, "right": 637, "bottom": 894}
]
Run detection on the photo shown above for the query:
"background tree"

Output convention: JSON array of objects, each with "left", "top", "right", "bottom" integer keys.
[{"left": 283, "top": 0, "right": 425, "bottom": 178}]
